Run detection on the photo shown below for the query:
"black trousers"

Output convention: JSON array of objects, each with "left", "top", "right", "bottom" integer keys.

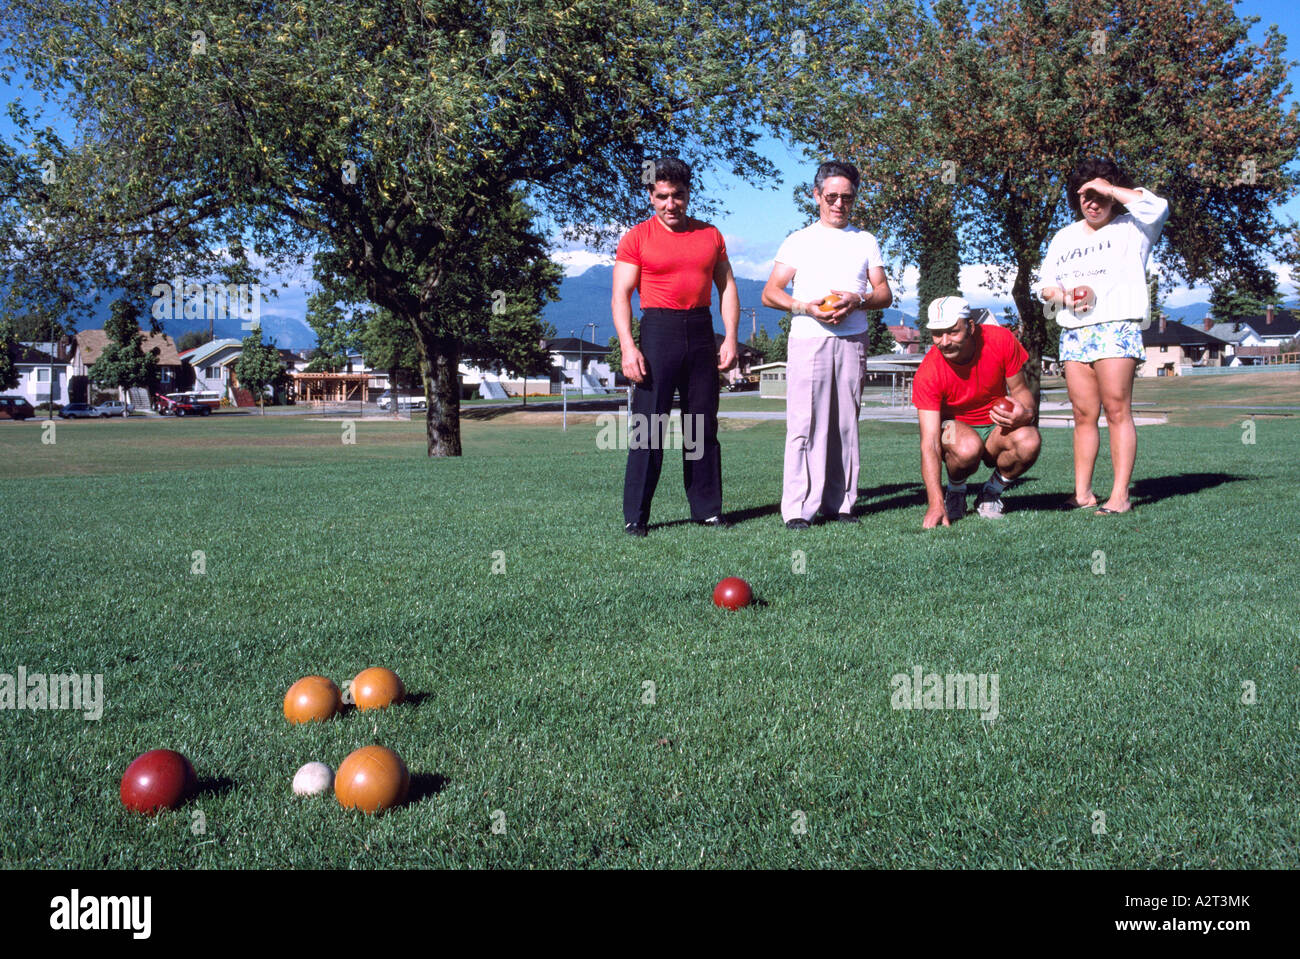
[{"left": 623, "top": 307, "right": 722, "bottom": 525}]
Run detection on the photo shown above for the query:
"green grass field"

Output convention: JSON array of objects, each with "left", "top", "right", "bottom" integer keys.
[{"left": 0, "top": 384, "right": 1296, "bottom": 868}]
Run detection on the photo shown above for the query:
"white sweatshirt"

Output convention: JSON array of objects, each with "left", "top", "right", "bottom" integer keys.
[{"left": 1038, "top": 188, "right": 1170, "bottom": 329}]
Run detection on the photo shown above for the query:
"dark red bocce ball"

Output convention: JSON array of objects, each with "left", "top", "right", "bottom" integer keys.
[
  {"left": 993, "top": 397, "right": 1015, "bottom": 416},
  {"left": 120, "top": 749, "right": 197, "bottom": 814},
  {"left": 713, "top": 577, "right": 753, "bottom": 611}
]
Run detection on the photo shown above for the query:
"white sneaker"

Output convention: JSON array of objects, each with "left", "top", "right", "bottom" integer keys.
[{"left": 974, "top": 490, "right": 1005, "bottom": 519}]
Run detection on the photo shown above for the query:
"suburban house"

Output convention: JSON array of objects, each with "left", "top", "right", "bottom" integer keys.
[
  {"left": 888, "top": 325, "right": 921, "bottom": 354},
  {"left": 1139, "top": 319, "right": 1231, "bottom": 377},
  {"left": 5, "top": 340, "right": 72, "bottom": 407},
  {"left": 180, "top": 338, "right": 244, "bottom": 397},
  {"left": 752, "top": 361, "right": 787, "bottom": 399},
  {"left": 544, "top": 336, "right": 614, "bottom": 394},
  {"left": 722, "top": 335, "right": 766, "bottom": 386},
  {"left": 1202, "top": 306, "right": 1299, "bottom": 367},
  {"left": 70, "top": 329, "right": 186, "bottom": 405}
]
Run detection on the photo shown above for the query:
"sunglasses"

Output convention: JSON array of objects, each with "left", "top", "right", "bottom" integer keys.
[{"left": 820, "top": 192, "right": 856, "bottom": 206}]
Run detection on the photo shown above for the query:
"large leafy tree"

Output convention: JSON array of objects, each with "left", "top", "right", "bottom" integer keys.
[
  {"left": 0, "top": 319, "right": 20, "bottom": 390},
  {"left": 1, "top": 0, "right": 787, "bottom": 454},
  {"left": 89, "top": 299, "right": 159, "bottom": 397},
  {"left": 915, "top": 209, "right": 961, "bottom": 349},
  {"left": 864, "top": 309, "right": 897, "bottom": 355},
  {"left": 771, "top": 0, "right": 1300, "bottom": 397},
  {"left": 362, "top": 305, "right": 422, "bottom": 410},
  {"left": 233, "top": 331, "right": 283, "bottom": 415},
  {"left": 303, "top": 290, "right": 364, "bottom": 374}
]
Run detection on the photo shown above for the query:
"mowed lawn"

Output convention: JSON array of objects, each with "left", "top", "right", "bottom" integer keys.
[{"left": 0, "top": 399, "right": 1295, "bottom": 868}]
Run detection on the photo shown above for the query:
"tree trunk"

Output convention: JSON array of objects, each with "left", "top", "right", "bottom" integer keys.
[
  {"left": 1013, "top": 264, "right": 1046, "bottom": 424},
  {"left": 418, "top": 338, "right": 462, "bottom": 457}
]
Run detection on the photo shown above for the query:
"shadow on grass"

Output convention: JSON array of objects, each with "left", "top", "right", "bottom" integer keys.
[
  {"left": 408, "top": 772, "right": 449, "bottom": 803},
  {"left": 997, "top": 471, "right": 1245, "bottom": 512},
  {"left": 1130, "top": 472, "right": 1247, "bottom": 505},
  {"left": 856, "top": 481, "right": 926, "bottom": 515},
  {"left": 638, "top": 474, "right": 1243, "bottom": 528},
  {"left": 193, "top": 776, "right": 235, "bottom": 800},
  {"left": 863, "top": 471, "right": 1249, "bottom": 515}
]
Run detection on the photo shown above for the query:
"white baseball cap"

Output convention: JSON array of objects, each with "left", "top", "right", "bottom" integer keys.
[{"left": 926, "top": 296, "right": 971, "bottom": 330}]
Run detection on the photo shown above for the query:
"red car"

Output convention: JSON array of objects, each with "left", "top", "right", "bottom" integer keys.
[
  {"left": 155, "top": 392, "right": 213, "bottom": 416},
  {"left": 0, "top": 396, "right": 36, "bottom": 420}
]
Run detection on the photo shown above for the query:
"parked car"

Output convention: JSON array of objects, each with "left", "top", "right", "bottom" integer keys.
[
  {"left": 169, "top": 396, "right": 212, "bottom": 417},
  {"left": 93, "top": 400, "right": 130, "bottom": 418},
  {"left": 0, "top": 396, "right": 36, "bottom": 420},
  {"left": 58, "top": 403, "right": 100, "bottom": 419},
  {"left": 156, "top": 392, "right": 215, "bottom": 416},
  {"left": 378, "top": 391, "right": 427, "bottom": 411}
]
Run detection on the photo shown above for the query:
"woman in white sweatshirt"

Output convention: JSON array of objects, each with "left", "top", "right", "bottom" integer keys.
[{"left": 1038, "top": 159, "right": 1169, "bottom": 514}]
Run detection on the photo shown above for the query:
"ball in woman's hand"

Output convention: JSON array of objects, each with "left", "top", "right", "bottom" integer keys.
[{"left": 1071, "top": 286, "right": 1096, "bottom": 314}]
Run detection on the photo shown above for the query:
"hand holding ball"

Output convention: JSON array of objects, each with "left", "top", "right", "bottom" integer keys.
[
  {"left": 993, "top": 397, "right": 1015, "bottom": 415},
  {"left": 1071, "top": 285, "right": 1096, "bottom": 314}
]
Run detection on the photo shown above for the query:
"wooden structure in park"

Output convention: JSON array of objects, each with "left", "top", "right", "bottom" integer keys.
[{"left": 289, "top": 371, "right": 370, "bottom": 403}]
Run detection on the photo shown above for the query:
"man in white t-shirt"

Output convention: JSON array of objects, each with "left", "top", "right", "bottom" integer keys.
[{"left": 761, "top": 161, "right": 892, "bottom": 528}]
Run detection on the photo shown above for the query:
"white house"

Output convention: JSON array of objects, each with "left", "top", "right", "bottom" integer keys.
[
  {"left": 5, "top": 342, "right": 70, "bottom": 407},
  {"left": 179, "top": 338, "right": 244, "bottom": 398}
]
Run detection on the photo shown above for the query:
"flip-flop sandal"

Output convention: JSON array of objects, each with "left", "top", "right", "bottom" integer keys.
[
  {"left": 1095, "top": 506, "right": 1130, "bottom": 515},
  {"left": 1061, "top": 498, "right": 1098, "bottom": 511}
]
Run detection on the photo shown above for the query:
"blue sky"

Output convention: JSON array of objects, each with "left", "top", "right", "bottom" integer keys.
[{"left": 3, "top": 1, "right": 1298, "bottom": 339}]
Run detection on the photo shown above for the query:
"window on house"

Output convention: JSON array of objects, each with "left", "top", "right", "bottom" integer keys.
[
  {"left": 1159, "top": 346, "right": 1167, "bottom": 353},
  {"left": 36, "top": 368, "right": 50, "bottom": 381}
]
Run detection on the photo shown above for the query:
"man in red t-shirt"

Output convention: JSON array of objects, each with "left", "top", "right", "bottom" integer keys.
[
  {"left": 911, "top": 297, "right": 1041, "bottom": 527},
  {"left": 613, "top": 156, "right": 740, "bottom": 535}
]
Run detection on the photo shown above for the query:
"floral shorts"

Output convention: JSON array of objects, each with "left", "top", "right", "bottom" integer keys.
[{"left": 1059, "top": 321, "right": 1146, "bottom": 364}]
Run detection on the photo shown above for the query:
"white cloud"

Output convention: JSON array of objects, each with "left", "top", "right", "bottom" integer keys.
[{"left": 550, "top": 248, "right": 616, "bottom": 277}]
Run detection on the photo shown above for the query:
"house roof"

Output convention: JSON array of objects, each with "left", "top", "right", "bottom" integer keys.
[
  {"left": 1205, "top": 323, "right": 1249, "bottom": 343},
  {"left": 545, "top": 337, "right": 610, "bottom": 355},
  {"left": 180, "top": 338, "right": 242, "bottom": 366},
  {"left": 887, "top": 325, "right": 920, "bottom": 342},
  {"left": 75, "top": 329, "right": 182, "bottom": 366},
  {"left": 1238, "top": 309, "right": 1299, "bottom": 338},
  {"left": 1141, "top": 320, "right": 1231, "bottom": 347},
  {"left": 10, "top": 343, "right": 57, "bottom": 365}
]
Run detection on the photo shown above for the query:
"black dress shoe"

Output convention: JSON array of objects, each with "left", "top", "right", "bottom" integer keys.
[
  {"left": 699, "top": 515, "right": 731, "bottom": 529},
  {"left": 785, "top": 518, "right": 810, "bottom": 530},
  {"left": 624, "top": 522, "right": 647, "bottom": 537},
  {"left": 836, "top": 513, "right": 860, "bottom": 523}
]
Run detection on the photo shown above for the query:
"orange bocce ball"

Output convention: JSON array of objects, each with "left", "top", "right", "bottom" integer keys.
[
  {"left": 283, "top": 675, "right": 342, "bottom": 724},
  {"left": 335, "top": 745, "right": 410, "bottom": 814},
  {"left": 352, "top": 667, "right": 406, "bottom": 712}
]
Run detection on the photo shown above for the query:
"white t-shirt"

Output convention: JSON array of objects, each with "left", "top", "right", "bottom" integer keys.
[
  {"left": 773, "top": 222, "right": 885, "bottom": 338},
  {"left": 1037, "top": 188, "right": 1169, "bottom": 329}
]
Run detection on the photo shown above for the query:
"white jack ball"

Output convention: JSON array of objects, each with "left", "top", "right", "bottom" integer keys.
[{"left": 292, "top": 761, "right": 335, "bottom": 796}]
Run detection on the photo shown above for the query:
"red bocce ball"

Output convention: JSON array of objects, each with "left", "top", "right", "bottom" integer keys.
[
  {"left": 713, "top": 577, "right": 753, "bottom": 611},
  {"left": 993, "top": 397, "right": 1015, "bottom": 416},
  {"left": 120, "top": 749, "right": 197, "bottom": 814}
]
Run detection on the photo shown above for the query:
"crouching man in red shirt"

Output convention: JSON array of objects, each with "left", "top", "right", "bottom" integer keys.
[{"left": 911, "top": 297, "right": 1041, "bottom": 527}]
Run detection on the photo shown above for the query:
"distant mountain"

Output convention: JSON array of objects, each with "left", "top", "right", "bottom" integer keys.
[
  {"left": 23, "top": 283, "right": 316, "bottom": 350},
  {"left": 1164, "top": 302, "right": 1211, "bottom": 324}
]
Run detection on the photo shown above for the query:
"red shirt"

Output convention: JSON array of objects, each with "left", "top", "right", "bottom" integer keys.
[
  {"left": 615, "top": 217, "right": 727, "bottom": 309},
  {"left": 912, "top": 325, "right": 1029, "bottom": 425}
]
